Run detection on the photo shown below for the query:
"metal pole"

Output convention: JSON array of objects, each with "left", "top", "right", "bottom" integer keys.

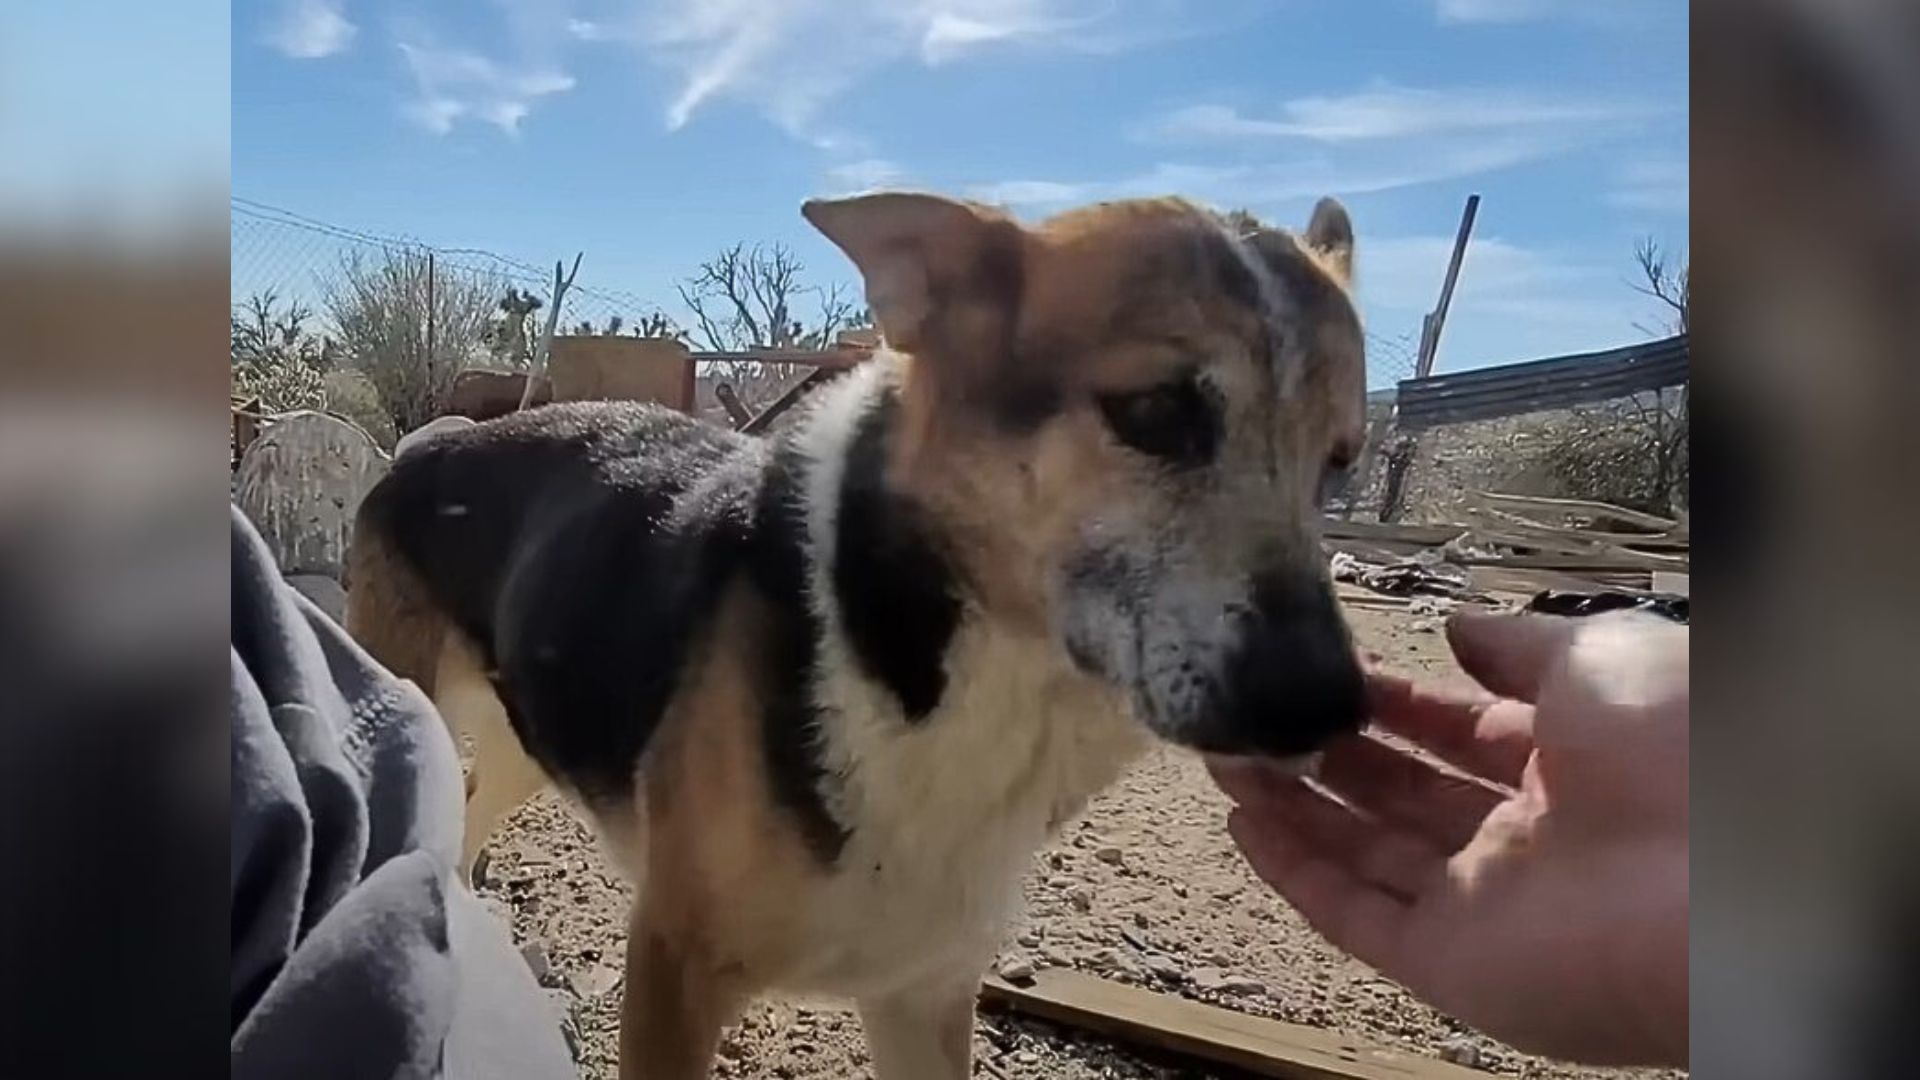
[
  {"left": 425, "top": 251, "right": 437, "bottom": 415},
  {"left": 1415, "top": 194, "right": 1479, "bottom": 379}
]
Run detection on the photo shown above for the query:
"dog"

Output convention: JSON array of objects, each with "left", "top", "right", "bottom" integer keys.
[{"left": 345, "top": 191, "right": 1368, "bottom": 1080}]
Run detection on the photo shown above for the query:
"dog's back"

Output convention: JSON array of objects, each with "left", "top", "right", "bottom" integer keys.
[{"left": 347, "top": 401, "right": 782, "bottom": 838}]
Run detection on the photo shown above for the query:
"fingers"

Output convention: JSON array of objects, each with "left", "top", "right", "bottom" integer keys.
[
  {"left": 1314, "top": 734, "right": 1506, "bottom": 853},
  {"left": 1445, "top": 611, "right": 1579, "bottom": 703},
  {"left": 1365, "top": 672, "right": 1535, "bottom": 787},
  {"left": 1223, "top": 797, "right": 1420, "bottom": 976},
  {"left": 1213, "top": 761, "right": 1450, "bottom": 901}
]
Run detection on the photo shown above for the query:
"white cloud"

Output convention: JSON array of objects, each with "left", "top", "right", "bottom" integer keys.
[
  {"left": 824, "top": 158, "right": 909, "bottom": 193},
  {"left": 267, "top": 0, "right": 357, "bottom": 60},
  {"left": 967, "top": 135, "right": 1567, "bottom": 212},
  {"left": 1358, "top": 234, "right": 1663, "bottom": 366},
  {"left": 1143, "top": 84, "right": 1662, "bottom": 144},
  {"left": 575, "top": 1, "right": 1208, "bottom": 139},
  {"left": 1434, "top": 0, "right": 1563, "bottom": 23},
  {"left": 397, "top": 41, "right": 575, "bottom": 135},
  {"left": 1610, "top": 160, "right": 1689, "bottom": 213}
]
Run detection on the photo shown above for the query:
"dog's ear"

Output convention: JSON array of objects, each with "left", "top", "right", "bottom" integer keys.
[
  {"left": 1303, "top": 196, "right": 1354, "bottom": 282},
  {"left": 802, "top": 193, "right": 1024, "bottom": 361}
]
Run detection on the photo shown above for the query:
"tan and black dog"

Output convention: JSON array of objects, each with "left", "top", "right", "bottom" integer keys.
[{"left": 346, "top": 191, "right": 1368, "bottom": 1079}]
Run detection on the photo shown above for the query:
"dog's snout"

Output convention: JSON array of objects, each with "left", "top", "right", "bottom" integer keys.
[{"left": 1205, "top": 574, "right": 1363, "bottom": 757}]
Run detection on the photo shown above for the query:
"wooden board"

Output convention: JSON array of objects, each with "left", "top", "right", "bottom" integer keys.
[
  {"left": 1474, "top": 491, "right": 1677, "bottom": 532},
  {"left": 981, "top": 969, "right": 1483, "bottom": 1080}
]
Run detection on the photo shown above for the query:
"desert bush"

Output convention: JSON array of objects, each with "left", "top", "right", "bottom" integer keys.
[
  {"left": 231, "top": 291, "right": 327, "bottom": 412},
  {"left": 324, "top": 248, "right": 502, "bottom": 436}
]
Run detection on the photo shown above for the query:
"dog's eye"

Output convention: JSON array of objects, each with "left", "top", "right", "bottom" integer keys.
[{"left": 1096, "top": 378, "right": 1218, "bottom": 467}]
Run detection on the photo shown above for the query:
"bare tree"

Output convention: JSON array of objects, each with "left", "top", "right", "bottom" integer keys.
[
  {"left": 324, "top": 248, "right": 503, "bottom": 437},
  {"left": 677, "top": 242, "right": 871, "bottom": 411},
  {"left": 1542, "top": 238, "right": 1691, "bottom": 515},
  {"left": 1631, "top": 237, "right": 1690, "bottom": 335}
]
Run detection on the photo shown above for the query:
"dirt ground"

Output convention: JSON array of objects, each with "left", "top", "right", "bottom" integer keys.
[{"left": 474, "top": 603, "right": 1674, "bottom": 1080}]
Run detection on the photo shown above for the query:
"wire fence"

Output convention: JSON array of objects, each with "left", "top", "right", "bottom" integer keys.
[
  {"left": 230, "top": 197, "right": 673, "bottom": 337},
  {"left": 232, "top": 196, "right": 1420, "bottom": 401}
]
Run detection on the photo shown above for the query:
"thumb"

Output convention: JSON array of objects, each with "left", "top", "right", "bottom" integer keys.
[{"left": 1445, "top": 611, "right": 1579, "bottom": 703}]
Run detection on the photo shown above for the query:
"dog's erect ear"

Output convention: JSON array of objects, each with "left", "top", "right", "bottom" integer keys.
[
  {"left": 1303, "top": 197, "right": 1354, "bottom": 281},
  {"left": 802, "top": 193, "right": 1023, "bottom": 359}
]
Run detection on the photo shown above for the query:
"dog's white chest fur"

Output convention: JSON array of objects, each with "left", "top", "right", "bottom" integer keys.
[
  {"left": 797, "top": 622, "right": 1148, "bottom": 997},
  {"left": 781, "top": 360, "right": 1151, "bottom": 997}
]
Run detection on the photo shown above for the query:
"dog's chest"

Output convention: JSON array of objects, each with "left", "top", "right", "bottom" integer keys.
[{"left": 793, "top": 624, "right": 1150, "bottom": 996}]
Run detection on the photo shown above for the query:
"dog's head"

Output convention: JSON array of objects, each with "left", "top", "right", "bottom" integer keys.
[{"left": 805, "top": 193, "right": 1366, "bottom": 759}]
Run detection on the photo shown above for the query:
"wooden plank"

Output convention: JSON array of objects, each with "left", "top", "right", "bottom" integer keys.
[
  {"left": 1319, "top": 519, "right": 1468, "bottom": 546},
  {"left": 981, "top": 969, "right": 1483, "bottom": 1080},
  {"left": 712, "top": 383, "right": 753, "bottom": 428},
  {"left": 1651, "top": 570, "right": 1690, "bottom": 597},
  {"left": 1474, "top": 491, "right": 1677, "bottom": 532},
  {"left": 742, "top": 366, "right": 841, "bottom": 434}
]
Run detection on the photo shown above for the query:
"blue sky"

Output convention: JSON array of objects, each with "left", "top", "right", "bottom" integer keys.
[{"left": 232, "top": 0, "right": 1688, "bottom": 383}]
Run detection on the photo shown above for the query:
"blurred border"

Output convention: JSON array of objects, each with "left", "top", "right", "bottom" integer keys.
[{"left": 1696, "top": 1, "right": 1920, "bottom": 1077}]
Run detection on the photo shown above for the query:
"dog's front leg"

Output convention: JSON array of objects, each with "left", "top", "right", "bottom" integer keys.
[
  {"left": 858, "top": 978, "right": 978, "bottom": 1080},
  {"left": 619, "top": 904, "right": 740, "bottom": 1080}
]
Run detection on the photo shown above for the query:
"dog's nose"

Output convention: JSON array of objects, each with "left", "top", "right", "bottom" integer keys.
[{"left": 1207, "top": 573, "right": 1364, "bottom": 757}]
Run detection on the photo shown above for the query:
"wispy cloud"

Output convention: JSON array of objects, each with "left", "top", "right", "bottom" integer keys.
[
  {"left": 823, "top": 158, "right": 909, "bottom": 194},
  {"left": 267, "top": 0, "right": 357, "bottom": 60},
  {"left": 1609, "top": 160, "right": 1689, "bottom": 213},
  {"left": 396, "top": 41, "right": 575, "bottom": 135},
  {"left": 1433, "top": 0, "right": 1563, "bottom": 24},
  {"left": 570, "top": 1, "right": 1219, "bottom": 140},
  {"left": 1141, "top": 83, "right": 1663, "bottom": 144},
  {"left": 1360, "top": 234, "right": 1657, "bottom": 364},
  {"left": 968, "top": 135, "right": 1567, "bottom": 212}
]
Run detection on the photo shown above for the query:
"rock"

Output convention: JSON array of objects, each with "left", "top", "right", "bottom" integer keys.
[
  {"left": 235, "top": 410, "right": 389, "bottom": 579},
  {"left": 1191, "top": 967, "right": 1260, "bottom": 994},
  {"left": 1067, "top": 886, "right": 1094, "bottom": 913},
  {"left": 1014, "top": 1051, "right": 1039, "bottom": 1066},
  {"left": 1440, "top": 1037, "right": 1481, "bottom": 1068},
  {"left": 1095, "top": 846, "right": 1125, "bottom": 865},
  {"left": 567, "top": 965, "right": 622, "bottom": 1000},
  {"left": 790, "top": 1040, "right": 818, "bottom": 1055},
  {"left": 1044, "top": 875, "right": 1076, "bottom": 892},
  {"left": 1132, "top": 911, "right": 1150, "bottom": 929},
  {"left": 1145, "top": 956, "right": 1185, "bottom": 984},
  {"left": 996, "top": 958, "right": 1037, "bottom": 985},
  {"left": 1015, "top": 929, "right": 1041, "bottom": 947},
  {"left": 1040, "top": 947, "right": 1073, "bottom": 967},
  {"left": 1170, "top": 881, "right": 1188, "bottom": 898},
  {"left": 519, "top": 941, "right": 553, "bottom": 983}
]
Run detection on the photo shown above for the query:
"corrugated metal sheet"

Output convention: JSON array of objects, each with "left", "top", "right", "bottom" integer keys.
[{"left": 1394, "top": 335, "right": 1687, "bottom": 430}]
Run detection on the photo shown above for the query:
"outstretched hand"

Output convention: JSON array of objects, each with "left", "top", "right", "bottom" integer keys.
[{"left": 1210, "top": 611, "right": 1688, "bottom": 1067}]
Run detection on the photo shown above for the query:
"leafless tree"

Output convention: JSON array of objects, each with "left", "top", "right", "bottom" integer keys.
[
  {"left": 677, "top": 242, "right": 871, "bottom": 411},
  {"left": 323, "top": 248, "right": 503, "bottom": 437},
  {"left": 1631, "top": 237, "right": 1690, "bottom": 336}
]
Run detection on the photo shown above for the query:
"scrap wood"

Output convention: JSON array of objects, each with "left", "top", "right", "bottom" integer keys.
[
  {"left": 981, "top": 968, "right": 1484, "bottom": 1080},
  {"left": 1454, "top": 507, "right": 1688, "bottom": 571},
  {"left": 742, "top": 366, "right": 842, "bottom": 435},
  {"left": 1473, "top": 491, "right": 1677, "bottom": 533}
]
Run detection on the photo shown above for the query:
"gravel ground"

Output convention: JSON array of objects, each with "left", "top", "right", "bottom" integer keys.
[{"left": 474, "top": 605, "right": 1678, "bottom": 1080}]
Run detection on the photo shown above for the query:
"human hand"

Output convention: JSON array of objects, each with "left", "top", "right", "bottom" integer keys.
[{"left": 1209, "top": 611, "right": 1688, "bottom": 1067}]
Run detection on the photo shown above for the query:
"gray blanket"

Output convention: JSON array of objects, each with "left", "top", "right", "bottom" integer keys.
[{"left": 230, "top": 507, "right": 572, "bottom": 1079}]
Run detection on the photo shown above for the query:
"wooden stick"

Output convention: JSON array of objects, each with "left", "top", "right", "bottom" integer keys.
[
  {"left": 980, "top": 969, "right": 1483, "bottom": 1080},
  {"left": 519, "top": 252, "right": 583, "bottom": 412},
  {"left": 1474, "top": 491, "right": 1677, "bottom": 532}
]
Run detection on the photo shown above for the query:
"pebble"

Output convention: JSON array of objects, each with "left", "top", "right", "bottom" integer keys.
[
  {"left": 1145, "top": 956, "right": 1185, "bottom": 984},
  {"left": 1132, "top": 911, "right": 1150, "bottom": 929},
  {"left": 996, "top": 958, "right": 1037, "bottom": 984},
  {"left": 1439, "top": 1037, "right": 1481, "bottom": 1067},
  {"left": 519, "top": 941, "right": 553, "bottom": 983},
  {"left": 1044, "top": 875, "right": 1076, "bottom": 892},
  {"left": 1015, "top": 929, "right": 1042, "bottom": 947},
  {"left": 1068, "top": 886, "right": 1094, "bottom": 913},
  {"left": 1014, "top": 1051, "right": 1039, "bottom": 1066},
  {"left": 566, "top": 965, "right": 621, "bottom": 1000},
  {"left": 1095, "top": 846, "right": 1125, "bottom": 865}
]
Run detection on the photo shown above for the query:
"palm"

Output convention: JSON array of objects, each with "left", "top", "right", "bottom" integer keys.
[{"left": 1212, "top": 612, "right": 1688, "bottom": 1067}]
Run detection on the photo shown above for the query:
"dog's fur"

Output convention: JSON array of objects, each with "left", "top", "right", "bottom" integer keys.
[{"left": 345, "top": 192, "right": 1368, "bottom": 1079}]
